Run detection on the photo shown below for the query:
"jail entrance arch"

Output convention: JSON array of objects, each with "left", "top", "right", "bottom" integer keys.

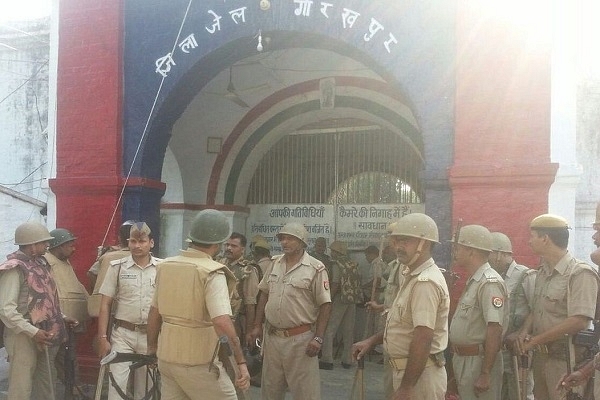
[{"left": 245, "top": 119, "right": 425, "bottom": 251}]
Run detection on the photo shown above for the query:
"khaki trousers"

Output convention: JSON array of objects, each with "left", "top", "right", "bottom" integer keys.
[
  {"left": 261, "top": 329, "right": 321, "bottom": 400},
  {"left": 532, "top": 353, "right": 584, "bottom": 400},
  {"left": 391, "top": 363, "right": 446, "bottom": 399},
  {"left": 321, "top": 301, "right": 355, "bottom": 364},
  {"left": 108, "top": 325, "right": 148, "bottom": 400},
  {"left": 5, "top": 329, "right": 59, "bottom": 400},
  {"left": 453, "top": 353, "right": 502, "bottom": 400},
  {"left": 158, "top": 359, "right": 236, "bottom": 400}
]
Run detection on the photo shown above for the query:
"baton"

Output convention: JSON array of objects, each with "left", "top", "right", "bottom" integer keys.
[
  {"left": 45, "top": 345, "right": 56, "bottom": 400},
  {"left": 512, "top": 355, "right": 521, "bottom": 399}
]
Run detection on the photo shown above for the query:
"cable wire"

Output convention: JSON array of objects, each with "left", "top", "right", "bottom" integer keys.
[{"left": 99, "top": 0, "right": 195, "bottom": 248}]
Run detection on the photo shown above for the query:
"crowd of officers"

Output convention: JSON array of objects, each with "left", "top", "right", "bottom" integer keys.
[{"left": 0, "top": 203, "right": 599, "bottom": 400}]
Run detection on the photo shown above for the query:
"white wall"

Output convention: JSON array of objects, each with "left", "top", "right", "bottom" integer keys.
[{"left": 0, "top": 20, "right": 50, "bottom": 255}]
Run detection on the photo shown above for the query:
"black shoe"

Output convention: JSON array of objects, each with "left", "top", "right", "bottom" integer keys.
[
  {"left": 319, "top": 361, "right": 334, "bottom": 370},
  {"left": 341, "top": 362, "right": 352, "bottom": 369}
]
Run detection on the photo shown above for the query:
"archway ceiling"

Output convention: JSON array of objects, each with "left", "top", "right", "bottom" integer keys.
[{"left": 167, "top": 47, "right": 413, "bottom": 204}]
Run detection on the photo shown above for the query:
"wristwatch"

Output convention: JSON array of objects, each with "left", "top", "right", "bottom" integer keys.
[{"left": 313, "top": 336, "right": 323, "bottom": 344}]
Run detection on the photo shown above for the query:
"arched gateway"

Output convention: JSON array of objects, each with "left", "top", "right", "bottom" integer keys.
[{"left": 51, "top": 0, "right": 555, "bottom": 379}]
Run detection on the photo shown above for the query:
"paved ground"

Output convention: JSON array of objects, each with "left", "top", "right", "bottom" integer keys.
[{"left": 0, "top": 348, "right": 385, "bottom": 399}]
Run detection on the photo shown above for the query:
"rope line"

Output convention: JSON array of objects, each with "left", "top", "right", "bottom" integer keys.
[{"left": 99, "top": 0, "right": 195, "bottom": 248}]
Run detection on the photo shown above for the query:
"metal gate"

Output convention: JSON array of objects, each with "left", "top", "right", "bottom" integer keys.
[{"left": 247, "top": 124, "right": 423, "bottom": 205}]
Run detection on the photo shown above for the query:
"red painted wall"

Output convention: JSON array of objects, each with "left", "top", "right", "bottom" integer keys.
[
  {"left": 450, "top": 1, "right": 557, "bottom": 268},
  {"left": 50, "top": 0, "right": 124, "bottom": 381}
]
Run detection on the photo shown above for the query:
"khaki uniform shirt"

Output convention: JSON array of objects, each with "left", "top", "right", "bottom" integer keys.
[
  {"left": 531, "top": 252, "right": 598, "bottom": 336},
  {"left": 0, "top": 268, "right": 40, "bottom": 337},
  {"left": 257, "top": 256, "right": 272, "bottom": 277},
  {"left": 503, "top": 261, "right": 536, "bottom": 335},
  {"left": 449, "top": 263, "right": 508, "bottom": 345},
  {"left": 258, "top": 251, "right": 331, "bottom": 329},
  {"left": 384, "top": 258, "right": 450, "bottom": 358},
  {"left": 99, "top": 255, "right": 161, "bottom": 324},
  {"left": 383, "top": 259, "right": 404, "bottom": 309},
  {"left": 45, "top": 252, "right": 89, "bottom": 327}
]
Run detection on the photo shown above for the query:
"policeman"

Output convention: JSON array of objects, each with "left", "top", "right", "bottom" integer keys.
[
  {"left": 249, "top": 222, "right": 332, "bottom": 400},
  {"left": 0, "top": 222, "right": 70, "bottom": 399},
  {"left": 147, "top": 209, "right": 250, "bottom": 399},
  {"left": 352, "top": 213, "right": 449, "bottom": 399},
  {"left": 449, "top": 224, "right": 508, "bottom": 400},
  {"left": 97, "top": 222, "right": 161, "bottom": 400},
  {"left": 46, "top": 229, "right": 89, "bottom": 329},
  {"left": 320, "top": 240, "right": 362, "bottom": 370},
  {"left": 558, "top": 203, "right": 600, "bottom": 397},
  {"left": 87, "top": 220, "right": 135, "bottom": 314},
  {"left": 488, "top": 232, "right": 535, "bottom": 400},
  {"left": 515, "top": 214, "right": 598, "bottom": 400},
  {"left": 252, "top": 238, "right": 272, "bottom": 276},
  {"left": 219, "top": 232, "right": 260, "bottom": 344},
  {"left": 45, "top": 229, "right": 88, "bottom": 389}
]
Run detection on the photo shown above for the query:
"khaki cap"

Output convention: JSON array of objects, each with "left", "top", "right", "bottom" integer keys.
[
  {"left": 254, "top": 239, "right": 271, "bottom": 251},
  {"left": 130, "top": 222, "right": 151, "bottom": 240},
  {"left": 329, "top": 241, "right": 347, "bottom": 255},
  {"left": 530, "top": 214, "right": 569, "bottom": 229}
]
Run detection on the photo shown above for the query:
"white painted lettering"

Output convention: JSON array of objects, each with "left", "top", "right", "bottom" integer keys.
[
  {"left": 294, "top": 0, "right": 313, "bottom": 17},
  {"left": 341, "top": 8, "right": 360, "bottom": 29},
  {"left": 205, "top": 10, "right": 222, "bottom": 34},
  {"left": 178, "top": 34, "right": 198, "bottom": 54},
  {"left": 229, "top": 7, "right": 247, "bottom": 24},
  {"left": 155, "top": 53, "right": 176, "bottom": 77},
  {"left": 364, "top": 18, "right": 384, "bottom": 42}
]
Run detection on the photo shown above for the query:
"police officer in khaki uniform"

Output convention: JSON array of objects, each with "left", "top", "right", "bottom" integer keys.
[
  {"left": 147, "top": 209, "right": 250, "bottom": 399},
  {"left": 252, "top": 239, "right": 272, "bottom": 277},
  {"left": 362, "top": 221, "right": 402, "bottom": 400},
  {"left": 219, "top": 232, "right": 260, "bottom": 343},
  {"left": 559, "top": 203, "right": 600, "bottom": 396},
  {"left": 449, "top": 224, "right": 508, "bottom": 400},
  {"left": 352, "top": 213, "right": 449, "bottom": 399},
  {"left": 514, "top": 214, "right": 598, "bottom": 400},
  {"left": 46, "top": 229, "right": 89, "bottom": 329},
  {"left": 87, "top": 220, "right": 134, "bottom": 313},
  {"left": 320, "top": 240, "right": 362, "bottom": 370},
  {"left": 488, "top": 232, "right": 535, "bottom": 400},
  {"left": 45, "top": 229, "right": 88, "bottom": 388},
  {"left": 0, "top": 222, "right": 72, "bottom": 400},
  {"left": 97, "top": 222, "right": 161, "bottom": 400},
  {"left": 249, "top": 222, "right": 332, "bottom": 400}
]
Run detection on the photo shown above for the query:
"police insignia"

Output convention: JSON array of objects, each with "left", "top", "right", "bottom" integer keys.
[
  {"left": 324, "top": 280, "right": 330, "bottom": 290},
  {"left": 492, "top": 297, "right": 504, "bottom": 308}
]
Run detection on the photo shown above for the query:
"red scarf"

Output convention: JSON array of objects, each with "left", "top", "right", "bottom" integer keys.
[{"left": 0, "top": 251, "right": 65, "bottom": 345}]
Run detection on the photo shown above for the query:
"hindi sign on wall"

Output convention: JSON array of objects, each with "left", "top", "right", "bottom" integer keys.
[{"left": 247, "top": 203, "right": 425, "bottom": 253}]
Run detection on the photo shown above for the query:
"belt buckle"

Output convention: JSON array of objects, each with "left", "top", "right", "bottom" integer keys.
[{"left": 283, "top": 329, "right": 290, "bottom": 337}]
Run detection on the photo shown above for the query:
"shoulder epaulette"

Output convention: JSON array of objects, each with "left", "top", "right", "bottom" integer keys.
[
  {"left": 109, "top": 258, "right": 127, "bottom": 267},
  {"left": 485, "top": 277, "right": 499, "bottom": 283},
  {"left": 311, "top": 262, "right": 326, "bottom": 272}
]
